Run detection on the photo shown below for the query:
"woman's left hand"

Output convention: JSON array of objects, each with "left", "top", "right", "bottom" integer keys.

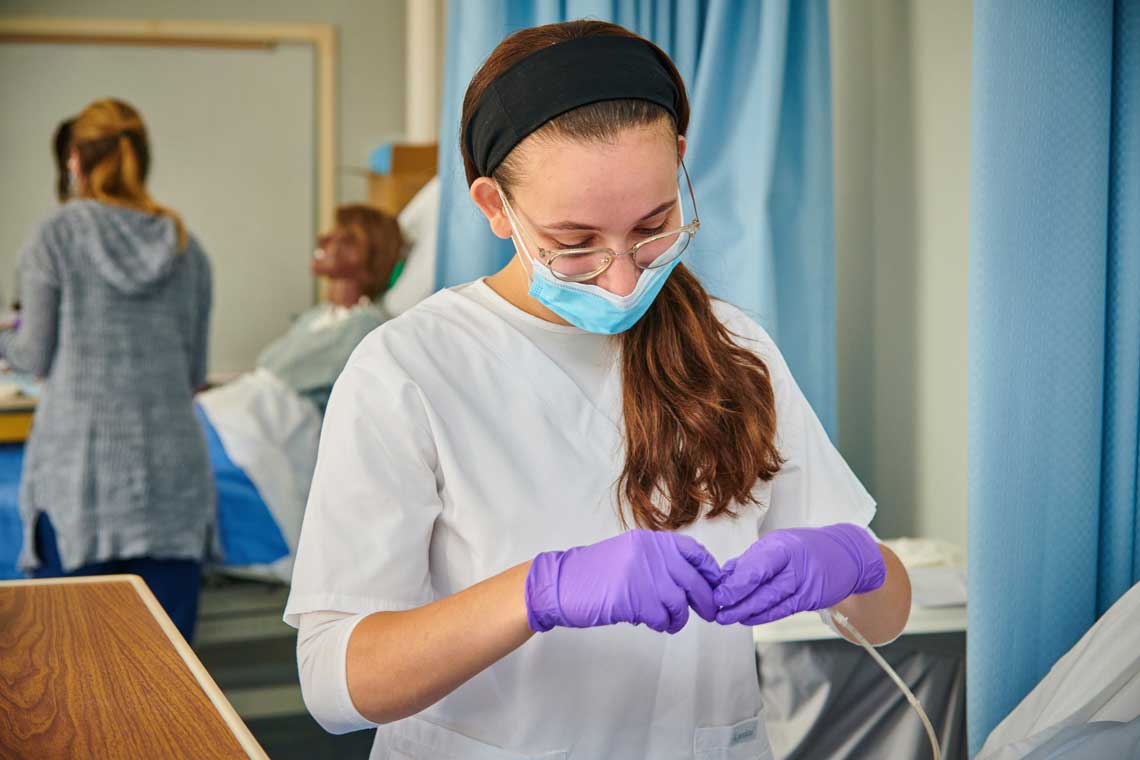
[{"left": 713, "top": 523, "right": 887, "bottom": 625}]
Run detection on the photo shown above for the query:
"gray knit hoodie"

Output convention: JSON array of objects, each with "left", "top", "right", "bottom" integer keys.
[{"left": 0, "top": 200, "right": 214, "bottom": 572}]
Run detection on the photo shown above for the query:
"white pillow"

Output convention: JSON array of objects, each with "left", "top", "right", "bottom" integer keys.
[{"left": 383, "top": 176, "right": 440, "bottom": 317}]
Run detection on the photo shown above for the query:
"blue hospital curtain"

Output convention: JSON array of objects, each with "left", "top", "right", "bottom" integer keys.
[
  {"left": 434, "top": 0, "right": 838, "bottom": 435},
  {"left": 968, "top": 0, "right": 1140, "bottom": 754}
]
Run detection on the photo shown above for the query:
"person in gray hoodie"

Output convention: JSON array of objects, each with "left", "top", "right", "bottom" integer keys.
[{"left": 0, "top": 98, "right": 213, "bottom": 642}]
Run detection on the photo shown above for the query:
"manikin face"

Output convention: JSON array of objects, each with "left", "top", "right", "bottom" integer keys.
[{"left": 312, "top": 224, "right": 372, "bottom": 283}]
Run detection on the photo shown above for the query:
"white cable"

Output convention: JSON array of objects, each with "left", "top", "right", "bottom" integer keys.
[{"left": 829, "top": 611, "right": 942, "bottom": 760}]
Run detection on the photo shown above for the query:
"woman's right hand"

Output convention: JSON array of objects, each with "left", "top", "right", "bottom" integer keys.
[{"left": 525, "top": 530, "right": 722, "bottom": 634}]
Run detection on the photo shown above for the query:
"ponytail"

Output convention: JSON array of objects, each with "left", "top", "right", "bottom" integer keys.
[
  {"left": 615, "top": 266, "right": 782, "bottom": 529},
  {"left": 71, "top": 99, "right": 188, "bottom": 250}
]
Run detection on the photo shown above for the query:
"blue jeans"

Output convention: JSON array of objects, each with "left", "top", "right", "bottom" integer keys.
[{"left": 32, "top": 513, "right": 202, "bottom": 644}]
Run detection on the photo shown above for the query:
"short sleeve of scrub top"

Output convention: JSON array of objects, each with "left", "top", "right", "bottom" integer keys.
[
  {"left": 284, "top": 333, "right": 442, "bottom": 627},
  {"left": 712, "top": 301, "right": 878, "bottom": 535}
]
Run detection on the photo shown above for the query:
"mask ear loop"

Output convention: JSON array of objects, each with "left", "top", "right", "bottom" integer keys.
[{"left": 495, "top": 185, "right": 536, "bottom": 281}]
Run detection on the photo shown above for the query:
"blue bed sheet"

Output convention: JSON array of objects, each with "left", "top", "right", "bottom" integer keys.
[
  {"left": 0, "top": 406, "right": 289, "bottom": 578},
  {"left": 0, "top": 445, "right": 25, "bottom": 579}
]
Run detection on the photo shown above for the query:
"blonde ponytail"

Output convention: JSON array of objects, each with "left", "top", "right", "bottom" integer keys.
[{"left": 71, "top": 99, "right": 188, "bottom": 250}]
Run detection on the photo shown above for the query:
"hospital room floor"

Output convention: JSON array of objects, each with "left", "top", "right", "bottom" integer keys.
[{"left": 194, "top": 576, "right": 375, "bottom": 759}]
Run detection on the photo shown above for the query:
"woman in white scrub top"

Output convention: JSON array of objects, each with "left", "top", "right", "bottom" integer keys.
[{"left": 287, "top": 20, "right": 912, "bottom": 760}]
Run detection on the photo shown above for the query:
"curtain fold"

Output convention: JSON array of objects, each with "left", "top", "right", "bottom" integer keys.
[{"left": 967, "top": 0, "right": 1139, "bottom": 754}]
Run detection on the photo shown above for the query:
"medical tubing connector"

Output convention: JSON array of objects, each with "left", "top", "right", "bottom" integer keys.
[{"left": 828, "top": 610, "right": 942, "bottom": 760}]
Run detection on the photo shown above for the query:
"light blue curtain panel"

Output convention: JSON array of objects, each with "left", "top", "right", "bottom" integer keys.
[
  {"left": 434, "top": 0, "right": 838, "bottom": 435},
  {"left": 968, "top": 0, "right": 1139, "bottom": 754}
]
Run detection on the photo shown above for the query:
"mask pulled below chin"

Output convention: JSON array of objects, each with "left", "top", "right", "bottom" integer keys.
[{"left": 525, "top": 255, "right": 682, "bottom": 334}]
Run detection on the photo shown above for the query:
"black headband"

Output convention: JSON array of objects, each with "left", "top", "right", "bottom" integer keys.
[{"left": 466, "top": 34, "right": 680, "bottom": 179}]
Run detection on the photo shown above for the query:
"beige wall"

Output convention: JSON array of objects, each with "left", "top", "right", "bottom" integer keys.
[
  {"left": 0, "top": 41, "right": 317, "bottom": 373},
  {"left": 1, "top": 0, "right": 408, "bottom": 204},
  {"left": 831, "top": 0, "right": 971, "bottom": 547}
]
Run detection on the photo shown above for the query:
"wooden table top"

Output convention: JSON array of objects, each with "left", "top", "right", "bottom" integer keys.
[{"left": 0, "top": 575, "right": 267, "bottom": 759}]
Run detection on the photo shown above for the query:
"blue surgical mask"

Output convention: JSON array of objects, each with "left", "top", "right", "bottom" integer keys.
[{"left": 502, "top": 192, "right": 687, "bottom": 335}]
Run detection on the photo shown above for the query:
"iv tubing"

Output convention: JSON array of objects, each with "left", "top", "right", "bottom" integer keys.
[{"left": 829, "top": 610, "right": 942, "bottom": 760}]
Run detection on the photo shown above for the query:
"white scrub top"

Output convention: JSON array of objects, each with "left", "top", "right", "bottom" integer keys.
[{"left": 285, "top": 280, "right": 876, "bottom": 759}]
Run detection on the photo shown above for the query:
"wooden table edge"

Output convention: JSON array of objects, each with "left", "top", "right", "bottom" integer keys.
[{"left": 0, "top": 574, "right": 270, "bottom": 759}]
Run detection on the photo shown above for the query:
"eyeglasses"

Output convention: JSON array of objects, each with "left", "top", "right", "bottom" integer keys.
[{"left": 501, "top": 159, "right": 700, "bottom": 283}]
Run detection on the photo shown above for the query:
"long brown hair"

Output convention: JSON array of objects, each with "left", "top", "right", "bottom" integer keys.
[
  {"left": 461, "top": 21, "right": 782, "bottom": 530},
  {"left": 70, "top": 98, "right": 188, "bottom": 249}
]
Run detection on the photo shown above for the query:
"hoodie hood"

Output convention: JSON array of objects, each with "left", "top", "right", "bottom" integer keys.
[{"left": 69, "top": 200, "right": 182, "bottom": 295}]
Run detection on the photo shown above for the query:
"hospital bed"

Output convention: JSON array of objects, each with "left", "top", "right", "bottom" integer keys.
[
  {"left": 0, "top": 402, "right": 296, "bottom": 581},
  {"left": 974, "top": 580, "right": 1140, "bottom": 759}
]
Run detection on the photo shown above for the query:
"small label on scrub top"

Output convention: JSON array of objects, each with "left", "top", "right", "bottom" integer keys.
[{"left": 731, "top": 720, "right": 758, "bottom": 745}]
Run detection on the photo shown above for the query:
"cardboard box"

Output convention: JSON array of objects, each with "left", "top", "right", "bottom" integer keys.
[{"left": 368, "top": 143, "right": 438, "bottom": 215}]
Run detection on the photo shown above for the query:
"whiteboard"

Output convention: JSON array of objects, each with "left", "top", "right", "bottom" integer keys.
[{"left": 0, "top": 42, "right": 316, "bottom": 374}]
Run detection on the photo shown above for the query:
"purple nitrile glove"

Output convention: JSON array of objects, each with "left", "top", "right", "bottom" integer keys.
[
  {"left": 713, "top": 523, "right": 886, "bottom": 626},
  {"left": 526, "top": 529, "right": 723, "bottom": 634}
]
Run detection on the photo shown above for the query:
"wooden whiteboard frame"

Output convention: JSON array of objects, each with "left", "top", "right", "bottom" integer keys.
[{"left": 0, "top": 17, "right": 338, "bottom": 233}]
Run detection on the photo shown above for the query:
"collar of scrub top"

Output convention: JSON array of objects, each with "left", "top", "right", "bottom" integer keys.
[{"left": 465, "top": 34, "right": 682, "bottom": 178}]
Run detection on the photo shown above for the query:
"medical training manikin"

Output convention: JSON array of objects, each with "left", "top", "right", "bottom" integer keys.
[
  {"left": 258, "top": 205, "right": 403, "bottom": 413},
  {"left": 196, "top": 204, "right": 406, "bottom": 580}
]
